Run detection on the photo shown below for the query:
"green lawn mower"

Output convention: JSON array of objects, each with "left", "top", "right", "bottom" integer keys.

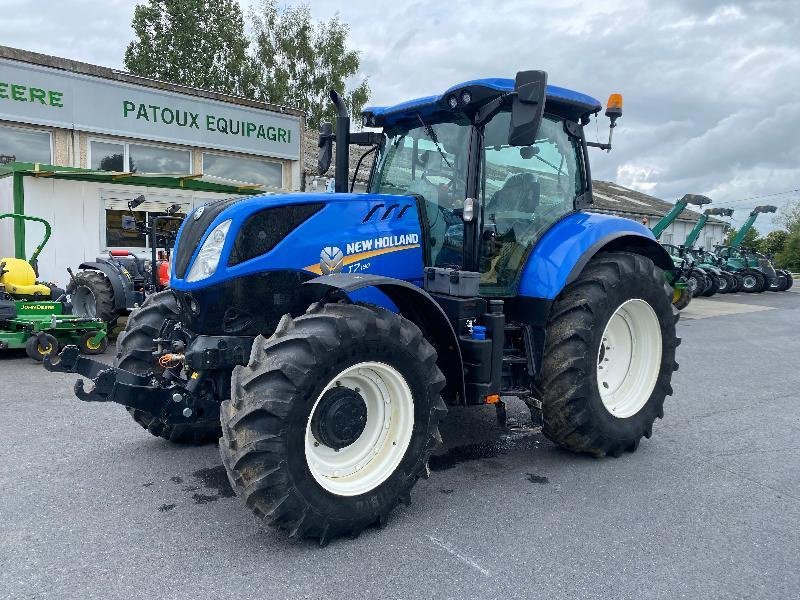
[{"left": 0, "top": 214, "right": 108, "bottom": 361}]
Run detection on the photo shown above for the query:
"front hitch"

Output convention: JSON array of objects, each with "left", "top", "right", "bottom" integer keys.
[{"left": 44, "top": 345, "right": 213, "bottom": 423}]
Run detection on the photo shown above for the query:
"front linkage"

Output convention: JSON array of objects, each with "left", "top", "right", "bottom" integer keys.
[{"left": 43, "top": 333, "right": 252, "bottom": 425}]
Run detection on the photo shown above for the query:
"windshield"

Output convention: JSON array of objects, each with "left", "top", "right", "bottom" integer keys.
[{"left": 369, "top": 117, "right": 471, "bottom": 267}]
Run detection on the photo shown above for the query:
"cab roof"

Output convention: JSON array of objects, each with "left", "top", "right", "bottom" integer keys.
[{"left": 363, "top": 77, "right": 602, "bottom": 128}]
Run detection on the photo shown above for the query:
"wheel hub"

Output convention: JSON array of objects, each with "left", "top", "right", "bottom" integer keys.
[
  {"left": 743, "top": 275, "right": 756, "bottom": 289},
  {"left": 311, "top": 387, "right": 368, "bottom": 450},
  {"left": 596, "top": 299, "right": 662, "bottom": 418}
]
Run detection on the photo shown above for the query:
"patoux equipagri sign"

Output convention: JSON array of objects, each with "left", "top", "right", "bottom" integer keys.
[{"left": 0, "top": 58, "right": 301, "bottom": 160}]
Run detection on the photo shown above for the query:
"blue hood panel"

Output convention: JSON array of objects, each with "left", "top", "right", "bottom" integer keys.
[{"left": 170, "top": 193, "right": 425, "bottom": 291}]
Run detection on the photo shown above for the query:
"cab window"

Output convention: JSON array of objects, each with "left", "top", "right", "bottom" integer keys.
[{"left": 479, "top": 113, "right": 585, "bottom": 295}]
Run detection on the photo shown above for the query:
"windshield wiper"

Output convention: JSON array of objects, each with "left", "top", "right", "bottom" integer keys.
[{"left": 417, "top": 113, "right": 453, "bottom": 170}]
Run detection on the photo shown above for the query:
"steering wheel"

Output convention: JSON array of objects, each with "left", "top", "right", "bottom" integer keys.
[{"left": 421, "top": 167, "right": 466, "bottom": 190}]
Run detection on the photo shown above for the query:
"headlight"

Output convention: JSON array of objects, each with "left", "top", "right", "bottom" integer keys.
[{"left": 186, "top": 219, "right": 231, "bottom": 282}]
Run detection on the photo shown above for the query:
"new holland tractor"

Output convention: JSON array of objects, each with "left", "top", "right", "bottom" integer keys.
[
  {"left": 715, "top": 205, "right": 790, "bottom": 292},
  {"left": 650, "top": 193, "right": 713, "bottom": 302},
  {"left": 46, "top": 71, "right": 680, "bottom": 544}
]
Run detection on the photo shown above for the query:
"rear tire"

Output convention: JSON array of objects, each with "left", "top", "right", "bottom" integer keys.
[
  {"left": 536, "top": 252, "right": 678, "bottom": 457},
  {"left": 219, "top": 302, "right": 447, "bottom": 544},
  {"left": 782, "top": 271, "right": 794, "bottom": 290},
  {"left": 116, "top": 290, "right": 222, "bottom": 445},
  {"left": 741, "top": 269, "right": 766, "bottom": 293},
  {"left": 68, "top": 270, "right": 118, "bottom": 326},
  {"left": 728, "top": 272, "right": 743, "bottom": 293}
]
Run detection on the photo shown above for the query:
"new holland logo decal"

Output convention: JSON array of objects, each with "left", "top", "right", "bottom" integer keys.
[{"left": 306, "top": 234, "right": 420, "bottom": 275}]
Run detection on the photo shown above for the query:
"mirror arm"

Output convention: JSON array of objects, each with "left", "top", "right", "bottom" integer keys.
[{"left": 474, "top": 93, "right": 515, "bottom": 126}]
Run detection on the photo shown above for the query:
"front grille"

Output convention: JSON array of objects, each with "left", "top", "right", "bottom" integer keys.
[
  {"left": 227, "top": 203, "right": 324, "bottom": 266},
  {"left": 175, "top": 198, "right": 239, "bottom": 278}
]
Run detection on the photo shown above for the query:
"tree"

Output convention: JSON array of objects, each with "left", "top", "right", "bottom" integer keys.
[
  {"left": 775, "top": 198, "right": 800, "bottom": 234},
  {"left": 775, "top": 231, "right": 800, "bottom": 272},
  {"left": 124, "top": 0, "right": 255, "bottom": 96},
  {"left": 249, "top": 1, "right": 370, "bottom": 129},
  {"left": 758, "top": 230, "right": 789, "bottom": 257},
  {"left": 724, "top": 226, "right": 761, "bottom": 249}
]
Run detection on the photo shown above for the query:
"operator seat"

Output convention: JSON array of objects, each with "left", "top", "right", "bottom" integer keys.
[
  {"left": 490, "top": 172, "right": 541, "bottom": 216},
  {"left": 0, "top": 258, "right": 53, "bottom": 297}
]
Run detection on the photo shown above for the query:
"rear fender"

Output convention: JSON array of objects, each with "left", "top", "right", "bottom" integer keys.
[
  {"left": 518, "top": 212, "right": 674, "bottom": 300},
  {"left": 305, "top": 273, "right": 465, "bottom": 404}
]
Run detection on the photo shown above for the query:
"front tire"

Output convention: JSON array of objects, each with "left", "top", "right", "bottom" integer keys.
[
  {"left": 537, "top": 252, "right": 678, "bottom": 457},
  {"left": 700, "top": 273, "right": 719, "bottom": 297},
  {"left": 686, "top": 269, "right": 706, "bottom": 297},
  {"left": 219, "top": 302, "right": 447, "bottom": 544},
  {"left": 116, "top": 290, "right": 222, "bottom": 445},
  {"left": 741, "top": 269, "right": 766, "bottom": 293},
  {"left": 67, "top": 270, "right": 118, "bottom": 326}
]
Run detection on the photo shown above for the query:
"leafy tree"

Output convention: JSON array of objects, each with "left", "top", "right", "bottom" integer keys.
[
  {"left": 758, "top": 230, "right": 789, "bottom": 257},
  {"left": 775, "top": 199, "right": 800, "bottom": 233},
  {"left": 249, "top": 1, "right": 370, "bottom": 128},
  {"left": 724, "top": 225, "right": 761, "bottom": 249},
  {"left": 125, "top": 0, "right": 255, "bottom": 96},
  {"left": 775, "top": 231, "right": 800, "bottom": 272}
]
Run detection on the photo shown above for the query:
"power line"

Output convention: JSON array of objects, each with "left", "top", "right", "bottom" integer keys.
[{"left": 721, "top": 188, "right": 800, "bottom": 206}]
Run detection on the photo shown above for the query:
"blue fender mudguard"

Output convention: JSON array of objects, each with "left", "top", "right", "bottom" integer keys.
[{"left": 518, "top": 212, "right": 673, "bottom": 300}]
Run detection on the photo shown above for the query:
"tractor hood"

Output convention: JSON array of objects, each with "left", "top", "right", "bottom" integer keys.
[{"left": 170, "top": 192, "right": 425, "bottom": 292}]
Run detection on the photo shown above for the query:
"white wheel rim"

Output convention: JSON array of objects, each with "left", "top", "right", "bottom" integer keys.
[
  {"left": 743, "top": 275, "right": 756, "bottom": 288},
  {"left": 305, "top": 361, "right": 414, "bottom": 496},
  {"left": 597, "top": 299, "right": 662, "bottom": 419}
]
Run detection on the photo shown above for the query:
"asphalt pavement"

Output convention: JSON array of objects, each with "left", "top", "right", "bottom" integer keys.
[{"left": 1, "top": 288, "right": 798, "bottom": 600}]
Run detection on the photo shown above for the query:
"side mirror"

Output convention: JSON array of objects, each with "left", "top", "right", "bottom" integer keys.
[
  {"left": 508, "top": 70, "right": 547, "bottom": 146},
  {"left": 318, "top": 122, "right": 333, "bottom": 175},
  {"left": 121, "top": 215, "right": 137, "bottom": 231}
]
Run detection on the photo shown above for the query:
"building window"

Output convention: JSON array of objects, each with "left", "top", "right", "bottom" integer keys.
[
  {"left": 89, "top": 139, "right": 191, "bottom": 174},
  {"left": 90, "top": 141, "right": 125, "bottom": 171},
  {"left": 662, "top": 233, "right": 673, "bottom": 244},
  {"left": 202, "top": 152, "right": 282, "bottom": 188},
  {"left": 0, "top": 124, "right": 52, "bottom": 163},
  {"left": 103, "top": 193, "right": 189, "bottom": 250}
]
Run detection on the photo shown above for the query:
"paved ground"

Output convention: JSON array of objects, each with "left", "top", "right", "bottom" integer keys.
[{"left": 1, "top": 288, "right": 798, "bottom": 600}]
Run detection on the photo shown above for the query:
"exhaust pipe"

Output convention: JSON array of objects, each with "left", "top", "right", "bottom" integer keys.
[{"left": 330, "top": 90, "right": 350, "bottom": 193}]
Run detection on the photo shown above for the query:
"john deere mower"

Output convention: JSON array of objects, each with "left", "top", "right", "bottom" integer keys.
[
  {"left": 1, "top": 214, "right": 107, "bottom": 360},
  {"left": 46, "top": 71, "right": 680, "bottom": 544}
]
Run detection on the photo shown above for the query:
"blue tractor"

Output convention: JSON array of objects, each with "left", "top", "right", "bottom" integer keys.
[{"left": 46, "top": 71, "right": 679, "bottom": 544}]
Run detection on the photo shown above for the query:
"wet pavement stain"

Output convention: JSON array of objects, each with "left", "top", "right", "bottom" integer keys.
[
  {"left": 191, "top": 493, "right": 221, "bottom": 505},
  {"left": 142, "top": 482, "right": 154, "bottom": 488},
  {"left": 170, "top": 476, "right": 183, "bottom": 484},
  {"left": 191, "top": 465, "right": 236, "bottom": 500},
  {"left": 159, "top": 503, "right": 176, "bottom": 512},
  {"left": 439, "top": 488, "right": 455, "bottom": 495},
  {"left": 429, "top": 429, "right": 541, "bottom": 472},
  {"left": 525, "top": 473, "right": 549, "bottom": 484}
]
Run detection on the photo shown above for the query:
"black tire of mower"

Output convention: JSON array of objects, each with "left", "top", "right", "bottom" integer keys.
[
  {"left": 741, "top": 269, "right": 766, "bottom": 293},
  {"left": 25, "top": 333, "right": 59, "bottom": 361},
  {"left": 536, "top": 251, "right": 679, "bottom": 457},
  {"left": 115, "top": 290, "right": 222, "bottom": 445},
  {"left": 67, "top": 270, "right": 118, "bottom": 325},
  {"left": 78, "top": 331, "right": 109, "bottom": 355},
  {"left": 219, "top": 302, "right": 447, "bottom": 544},
  {"left": 700, "top": 273, "right": 719, "bottom": 297}
]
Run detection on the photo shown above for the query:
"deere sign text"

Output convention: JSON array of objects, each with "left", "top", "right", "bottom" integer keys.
[{"left": 0, "top": 58, "right": 300, "bottom": 160}]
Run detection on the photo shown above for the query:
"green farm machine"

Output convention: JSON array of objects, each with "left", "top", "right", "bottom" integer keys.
[
  {"left": 0, "top": 214, "right": 107, "bottom": 360},
  {"left": 714, "top": 205, "right": 793, "bottom": 292},
  {"left": 651, "top": 193, "right": 713, "bottom": 304},
  {"left": 683, "top": 208, "right": 740, "bottom": 294}
]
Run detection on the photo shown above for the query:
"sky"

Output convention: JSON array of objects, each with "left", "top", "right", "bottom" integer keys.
[{"left": 2, "top": 0, "right": 799, "bottom": 231}]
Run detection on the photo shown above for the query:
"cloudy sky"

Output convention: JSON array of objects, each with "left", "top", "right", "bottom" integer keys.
[{"left": 2, "top": 0, "right": 798, "bottom": 230}]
